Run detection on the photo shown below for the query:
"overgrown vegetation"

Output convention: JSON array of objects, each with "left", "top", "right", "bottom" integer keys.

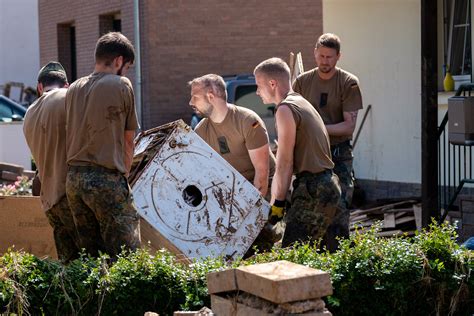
[{"left": 1, "top": 221, "right": 472, "bottom": 316}]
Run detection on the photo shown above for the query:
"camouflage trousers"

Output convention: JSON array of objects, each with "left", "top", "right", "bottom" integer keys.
[
  {"left": 282, "top": 170, "right": 341, "bottom": 247},
  {"left": 66, "top": 166, "right": 141, "bottom": 259},
  {"left": 322, "top": 141, "right": 354, "bottom": 252},
  {"left": 244, "top": 180, "right": 282, "bottom": 258},
  {"left": 45, "top": 195, "right": 80, "bottom": 263}
]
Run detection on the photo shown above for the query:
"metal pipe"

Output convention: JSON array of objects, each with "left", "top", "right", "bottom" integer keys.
[{"left": 133, "top": 0, "right": 143, "bottom": 128}]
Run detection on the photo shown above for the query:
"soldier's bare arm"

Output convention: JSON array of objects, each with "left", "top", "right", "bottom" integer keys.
[
  {"left": 248, "top": 143, "right": 270, "bottom": 197},
  {"left": 271, "top": 105, "right": 296, "bottom": 203},
  {"left": 325, "top": 110, "right": 358, "bottom": 136},
  {"left": 124, "top": 130, "right": 135, "bottom": 177}
]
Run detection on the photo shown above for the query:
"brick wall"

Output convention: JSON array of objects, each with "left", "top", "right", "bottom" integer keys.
[
  {"left": 38, "top": 0, "right": 134, "bottom": 79},
  {"left": 38, "top": 0, "right": 323, "bottom": 129}
]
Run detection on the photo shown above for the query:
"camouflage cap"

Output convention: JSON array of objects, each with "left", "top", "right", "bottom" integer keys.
[{"left": 37, "top": 61, "right": 66, "bottom": 82}]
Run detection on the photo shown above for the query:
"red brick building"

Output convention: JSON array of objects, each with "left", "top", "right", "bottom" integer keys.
[{"left": 39, "top": 0, "right": 322, "bottom": 129}]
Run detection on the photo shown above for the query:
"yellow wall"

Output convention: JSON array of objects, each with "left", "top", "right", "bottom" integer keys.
[{"left": 322, "top": 0, "right": 422, "bottom": 183}]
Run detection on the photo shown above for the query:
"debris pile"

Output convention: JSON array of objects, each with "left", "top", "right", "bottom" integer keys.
[{"left": 350, "top": 199, "right": 422, "bottom": 236}]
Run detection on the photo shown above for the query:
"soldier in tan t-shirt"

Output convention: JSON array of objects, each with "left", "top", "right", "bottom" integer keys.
[
  {"left": 254, "top": 57, "right": 341, "bottom": 247},
  {"left": 293, "top": 33, "right": 363, "bottom": 251},
  {"left": 65, "top": 32, "right": 140, "bottom": 259},
  {"left": 23, "top": 61, "right": 80, "bottom": 263},
  {"left": 189, "top": 74, "right": 274, "bottom": 197}
]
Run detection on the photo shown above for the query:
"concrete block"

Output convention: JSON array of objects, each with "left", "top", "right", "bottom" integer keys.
[
  {"left": 235, "top": 260, "right": 332, "bottom": 303},
  {"left": 207, "top": 261, "right": 333, "bottom": 305},
  {"left": 207, "top": 268, "right": 237, "bottom": 294},
  {"left": 211, "top": 294, "right": 332, "bottom": 316}
]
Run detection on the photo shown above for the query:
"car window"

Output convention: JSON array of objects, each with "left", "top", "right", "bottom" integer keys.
[
  {"left": 234, "top": 85, "right": 277, "bottom": 144},
  {"left": 0, "top": 103, "right": 13, "bottom": 119},
  {"left": 234, "top": 85, "right": 274, "bottom": 118}
]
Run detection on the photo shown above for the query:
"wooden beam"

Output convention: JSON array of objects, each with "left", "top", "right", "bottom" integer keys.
[{"left": 421, "top": 0, "right": 439, "bottom": 227}]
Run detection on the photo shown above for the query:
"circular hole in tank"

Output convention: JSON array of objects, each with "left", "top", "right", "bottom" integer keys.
[{"left": 182, "top": 185, "right": 203, "bottom": 207}]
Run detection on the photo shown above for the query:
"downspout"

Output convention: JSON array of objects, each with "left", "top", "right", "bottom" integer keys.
[{"left": 133, "top": 0, "right": 143, "bottom": 128}]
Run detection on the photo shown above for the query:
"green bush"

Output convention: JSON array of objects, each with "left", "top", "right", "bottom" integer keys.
[{"left": 0, "top": 221, "right": 472, "bottom": 316}]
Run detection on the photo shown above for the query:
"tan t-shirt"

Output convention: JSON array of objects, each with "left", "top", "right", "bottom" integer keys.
[
  {"left": 277, "top": 92, "right": 334, "bottom": 175},
  {"left": 65, "top": 73, "right": 139, "bottom": 174},
  {"left": 293, "top": 67, "right": 363, "bottom": 145},
  {"left": 23, "top": 88, "right": 68, "bottom": 211},
  {"left": 195, "top": 105, "right": 275, "bottom": 181}
]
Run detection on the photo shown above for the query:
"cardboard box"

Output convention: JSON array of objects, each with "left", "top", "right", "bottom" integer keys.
[
  {"left": 0, "top": 196, "right": 57, "bottom": 258},
  {"left": 0, "top": 197, "right": 188, "bottom": 261}
]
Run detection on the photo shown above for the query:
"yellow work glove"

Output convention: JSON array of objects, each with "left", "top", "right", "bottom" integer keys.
[{"left": 269, "top": 200, "right": 285, "bottom": 225}]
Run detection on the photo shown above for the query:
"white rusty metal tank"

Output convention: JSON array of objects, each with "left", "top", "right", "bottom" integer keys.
[{"left": 130, "top": 120, "right": 269, "bottom": 261}]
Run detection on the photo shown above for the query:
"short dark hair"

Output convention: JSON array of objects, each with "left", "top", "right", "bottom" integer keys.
[
  {"left": 95, "top": 32, "right": 135, "bottom": 66},
  {"left": 188, "top": 74, "right": 227, "bottom": 100},
  {"left": 253, "top": 57, "right": 290, "bottom": 83},
  {"left": 316, "top": 33, "right": 341, "bottom": 54},
  {"left": 38, "top": 72, "right": 68, "bottom": 87}
]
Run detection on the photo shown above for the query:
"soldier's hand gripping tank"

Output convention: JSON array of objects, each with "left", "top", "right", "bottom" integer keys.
[
  {"left": 254, "top": 57, "right": 341, "bottom": 247},
  {"left": 293, "top": 33, "right": 363, "bottom": 251},
  {"left": 65, "top": 32, "right": 141, "bottom": 259}
]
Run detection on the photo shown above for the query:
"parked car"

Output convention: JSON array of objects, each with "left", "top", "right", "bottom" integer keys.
[
  {"left": 191, "top": 74, "right": 277, "bottom": 144},
  {"left": 0, "top": 95, "right": 26, "bottom": 122}
]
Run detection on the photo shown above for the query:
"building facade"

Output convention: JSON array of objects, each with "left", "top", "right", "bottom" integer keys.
[{"left": 38, "top": 0, "right": 323, "bottom": 129}]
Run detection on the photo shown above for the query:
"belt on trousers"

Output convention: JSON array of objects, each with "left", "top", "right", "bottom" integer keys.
[
  {"left": 68, "top": 165, "right": 120, "bottom": 174},
  {"left": 331, "top": 140, "right": 351, "bottom": 157},
  {"left": 296, "top": 169, "right": 332, "bottom": 181}
]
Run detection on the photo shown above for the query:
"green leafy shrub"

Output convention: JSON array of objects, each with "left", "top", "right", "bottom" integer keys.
[{"left": 0, "top": 221, "right": 472, "bottom": 316}]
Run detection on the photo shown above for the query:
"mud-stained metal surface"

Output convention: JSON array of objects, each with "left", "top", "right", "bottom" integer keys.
[{"left": 131, "top": 120, "right": 269, "bottom": 260}]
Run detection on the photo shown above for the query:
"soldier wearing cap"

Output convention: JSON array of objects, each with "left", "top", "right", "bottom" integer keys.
[
  {"left": 23, "top": 61, "right": 80, "bottom": 263},
  {"left": 293, "top": 33, "right": 363, "bottom": 251},
  {"left": 65, "top": 32, "right": 140, "bottom": 259}
]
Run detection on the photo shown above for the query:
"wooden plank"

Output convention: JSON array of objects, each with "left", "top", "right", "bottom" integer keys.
[
  {"left": 395, "top": 211, "right": 408, "bottom": 219},
  {"left": 350, "top": 220, "right": 376, "bottom": 229},
  {"left": 378, "top": 230, "right": 403, "bottom": 237},
  {"left": 395, "top": 216, "right": 416, "bottom": 226},
  {"left": 413, "top": 204, "right": 422, "bottom": 230},
  {"left": 382, "top": 208, "right": 415, "bottom": 214},
  {"left": 349, "top": 214, "right": 368, "bottom": 222},
  {"left": 383, "top": 213, "right": 396, "bottom": 228},
  {"left": 350, "top": 200, "right": 417, "bottom": 216}
]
